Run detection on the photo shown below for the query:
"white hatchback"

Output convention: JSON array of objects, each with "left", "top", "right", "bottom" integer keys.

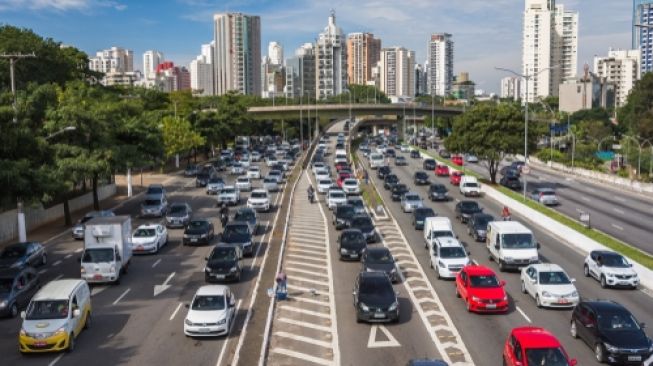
[
  {"left": 184, "top": 285, "right": 237, "bottom": 337},
  {"left": 341, "top": 179, "right": 360, "bottom": 195},
  {"left": 235, "top": 176, "right": 252, "bottom": 192},
  {"left": 327, "top": 189, "right": 348, "bottom": 210},
  {"left": 246, "top": 166, "right": 261, "bottom": 180},
  {"left": 520, "top": 263, "right": 579, "bottom": 308},
  {"left": 317, "top": 179, "right": 333, "bottom": 194}
]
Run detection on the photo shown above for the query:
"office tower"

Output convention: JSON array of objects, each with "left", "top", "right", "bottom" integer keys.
[
  {"left": 346, "top": 32, "right": 381, "bottom": 85},
  {"left": 285, "top": 43, "right": 316, "bottom": 99},
  {"left": 633, "top": 0, "right": 653, "bottom": 74},
  {"left": 427, "top": 33, "right": 454, "bottom": 96},
  {"left": 379, "top": 47, "right": 415, "bottom": 98},
  {"left": 143, "top": 50, "right": 164, "bottom": 80},
  {"left": 88, "top": 46, "right": 137, "bottom": 86},
  {"left": 316, "top": 11, "right": 347, "bottom": 99}
]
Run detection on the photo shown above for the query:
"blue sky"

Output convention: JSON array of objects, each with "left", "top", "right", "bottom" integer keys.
[{"left": 0, "top": 0, "right": 635, "bottom": 93}]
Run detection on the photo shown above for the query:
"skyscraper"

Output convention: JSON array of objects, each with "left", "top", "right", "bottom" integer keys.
[
  {"left": 143, "top": 50, "right": 164, "bottom": 80},
  {"left": 500, "top": 76, "right": 522, "bottom": 100},
  {"left": 522, "top": 0, "right": 578, "bottom": 102},
  {"left": 268, "top": 42, "right": 284, "bottom": 66},
  {"left": 427, "top": 33, "right": 454, "bottom": 96},
  {"left": 285, "top": 43, "right": 316, "bottom": 99},
  {"left": 316, "top": 11, "right": 347, "bottom": 100},
  {"left": 190, "top": 42, "right": 214, "bottom": 96},
  {"left": 633, "top": 0, "right": 653, "bottom": 74},
  {"left": 346, "top": 32, "right": 381, "bottom": 86},
  {"left": 213, "top": 12, "right": 261, "bottom": 96},
  {"left": 379, "top": 47, "right": 415, "bottom": 98}
]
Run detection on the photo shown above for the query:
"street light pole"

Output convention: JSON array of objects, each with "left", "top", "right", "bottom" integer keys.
[{"left": 1, "top": 52, "right": 36, "bottom": 124}]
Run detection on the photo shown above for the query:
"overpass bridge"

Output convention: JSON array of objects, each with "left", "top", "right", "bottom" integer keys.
[{"left": 247, "top": 103, "right": 463, "bottom": 121}]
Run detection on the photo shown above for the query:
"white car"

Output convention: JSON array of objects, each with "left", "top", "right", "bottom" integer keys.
[
  {"left": 239, "top": 158, "right": 251, "bottom": 168},
  {"left": 583, "top": 250, "right": 639, "bottom": 289},
  {"left": 317, "top": 179, "right": 333, "bottom": 194},
  {"left": 235, "top": 176, "right": 252, "bottom": 192},
  {"left": 327, "top": 189, "right": 348, "bottom": 210},
  {"left": 218, "top": 186, "right": 240, "bottom": 206},
  {"left": 400, "top": 144, "right": 410, "bottom": 153},
  {"left": 465, "top": 154, "right": 479, "bottom": 163},
  {"left": 184, "top": 285, "right": 237, "bottom": 337},
  {"left": 315, "top": 168, "right": 330, "bottom": 182},
  {"left": 268, "top": 170, "right": 283, "bottom": 183},
  {"left": 265, "top": 156, "right": 278, "bottom": 167},
  {"left": 401, "top": 193, "right": 423, "bottom": 213},
  {"left": 520, "top": 263, "right": 579, "bottom": 308},
  {"left": 263, "top": 177, "right": 279, "bottom": 192},
  {"left": 230, "top": 163, "right": 244, "bottom": 175},
  {"left": 250, "top": 151, "right": 261, "bottom": 162},
  {"left": 429, "top": 237, "right": 470, "bottom": 279},
  {"left": 247, "top": 189, "right": 271, "bottom": 212},
  {"left": 131, "top": 224, "right": 168, "bottom": 254},
  {"left": 247, "top": 166, "right": 261, "bottom": 180},
  {"left": 206, "top": 176, "right": 225, "bottom": 195},
  {"left": 312, "top": 162, "right": 326, "bottom": 175},
  {"left": 341, "top": 179, "right": 360, "bottom": 195}
]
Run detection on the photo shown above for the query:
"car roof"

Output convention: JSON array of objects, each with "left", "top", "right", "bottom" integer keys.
[
  {"left": 341, "top": 228, "right": 363, "bottom": 235},
  {"left": 195, "top": 285, "right": 228, "bottom": 296},
  {"left": 512, "top": 327, "right": 561, "bottom": 349},
  {"left": 583, "top": 300, "right": 628, "bottom": 312},
  {"left": 365, "top": 247, "right": 391, "bottom": 255},
  {"left": 529, "top": 263, "right": 564, "bottom": 272},
  {"left": 33, "top": 279, "right": 85, "bottom": 301},
  {"left": 135, "top": 224, "right": 160, "bottom": 230},
  {"left": 464, "top": 265, "right": 495, "bottom": 276}
]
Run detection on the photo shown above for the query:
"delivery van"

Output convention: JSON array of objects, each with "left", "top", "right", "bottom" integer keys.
[
  {"left": 81, "top": 216, "right": 132, "bottom": 284},
  {"left": 487, "top": 221, "right": 540, "bottom": 271}
]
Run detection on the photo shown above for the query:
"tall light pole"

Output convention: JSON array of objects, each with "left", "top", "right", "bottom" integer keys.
[
  {"left": 1, "top": 52, "right": 36, "bottom": 124},
  {"left": 495, "top": 64, "right": 560, "bottom": 199},
  {"left": 623, "top": 135, "right": 644, "bottom": 179}
]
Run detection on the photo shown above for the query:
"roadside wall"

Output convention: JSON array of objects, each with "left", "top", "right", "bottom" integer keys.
[{"left": 0, "top": 184, "right": 116, "bottom": 243}]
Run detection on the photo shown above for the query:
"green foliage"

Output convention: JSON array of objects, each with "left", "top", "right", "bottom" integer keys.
[
  {"left": 618, "top": 72, "right": 653, "bottom": 140},
  {"left": 162, "top": 116, "right": 205, "bottom": 159}
]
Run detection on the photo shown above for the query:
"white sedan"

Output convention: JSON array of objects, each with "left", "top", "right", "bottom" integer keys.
[
  {"left": 131, "top": 224, "right": 168, "bottom": 254},
  {"left": 312, "top": 162, "right": 327, "bottom": 175},
  {"left": 230, "top": 163, "right": 244, "bottom": 175},
  {"left": 246, "top": 166, "right": 261, "bottom": 180},
  {"left": 520, "top": 263, "right": 579, "bottom": 308},
  {"left": 317, "top": 179, "right": 333, "bottom": 194},
  {"left": 327, "top": 189, "right": 347, "bottom": 210},
  {"left": 401, "top": 193, "right": 424, "bottom": 213},
  {"left": 235, "top": 176, "right": 252, "bottom": 192},
  {"left": 341, "top": 178, "right": 360, "bottom": 195},
  {"left": 184, "top": 285, "right": 237, "bottom": 337},
  {"left": 247, "top": 189, "right": 271, "bottom": 212},
  {"left": 218, "top": 186, "right": 240, "bottom": 206},
  {"left": 315, "top": 169, "right": 330, "bottom": 182}
]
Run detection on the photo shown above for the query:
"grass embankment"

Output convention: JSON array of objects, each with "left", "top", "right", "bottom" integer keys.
[
  {"left": 351, "top": 139, "right": 384, "bottom": 210},
  {"left": 415, "top": 146, "right": 653, "bottom": 270}
]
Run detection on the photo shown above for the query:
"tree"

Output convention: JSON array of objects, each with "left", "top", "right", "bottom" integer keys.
[
  {"left": 162, "top": 116, "right": 205, "bottom": 165},
  {"left": 619, "top": 72, "right": 653, "bottom": 140},
  {"left": 445, "top": 102, "right": 534, "bottom": 183}
]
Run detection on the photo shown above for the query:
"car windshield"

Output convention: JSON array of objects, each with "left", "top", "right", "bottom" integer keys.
[
  {"left": 210, "top": 248, "right": 238, "bottom": 262},
  {"left": 319, "top": 180, "right": 332, "bottom": 185},
  {"left": 169, "top": 205, "right": 187, "bottom": 214},
  {"left": 234, "top": 211, "right": 255, "bottom": 221},
  {"left": 598, "top": 312, "right": 641, "bottom": 331},
  {"left": 405, "top": 195, "right": 420, "bottom": 201},
  {"left": 415, "top": 209, "right": 435, "bottom": 219},
  {"left": 147, "top": 187, "right": 163, "bottom": 195},
  {"left": 209, "top": 177, "right": 223, "bottom": 184},
  {"left": 330, "top": 192, "right": 346, "bottom": 199},
  {"left": 474, "top": 216, "right": 493, "bottom": 228},
  {"left": 386, "top": 176, "right": 398, "bottom": 183},
  {"left": 439, "top": 247, "right": 467, "bottom": 258},
  {"left": 197, "top": 173, "right": 209, "bottom": 180},
  {"left": 144, "top": 199, "right": 161, "bottom": 206},
  {"left": 359, "top": 277, "right": 394, "bottom": 296},
  {"left": 191, "top": 295, "right": 226, "bottom": 311},
  {"left": 432, "top": 230, "right": 454, "bottom": 238},
  {"left": 133, "top": 228, "right": 156, "bottom": 237},
  {"left": 270, "top": 171, "right": 281, "bottom": 176},
  {"left": 416, "top": 173, "right": 427, "bottom": 178},
  {"left": 221, "top": 188, "right": 235, "bottom": 194},
  {"left": 0, "top": 246, "right": 26, "bottom": 258},
  {"left": 188, "top": 221, "right": 209, "bottom": 229},
  {"left": 525, "top": 348, "right": 569, "bottom": 366},
  {"left": 344, "top": 180, "right": 357, "bottom": 185},
  {"left": 469, "top": 275, "right": 500, "bottom": 288},
  {"left": 223, "top": 225, "right": 250, "bottom": 241},
  {"left": 251, "top": 192, "right": 267, "bottom": 199},
  {"left": 431, "top": 185, "right": 446, "bottom": 192},
  {"left": 349, "top": 200, "right": 363, "bottom": 208},
  {"left": 0, "top": 278, "right": 14, "bottom": 293},
  {"left": 26, "top": 300, "right": 69, "bottom": 320},
  {"left": 264, "top": 178, "right": 276, "bottom": 183},
  {"left": 341, "top": 232, "right": 366, "bottom": 245},
  {"left": 460, "top": 202, "right": 480, "bottom": 210},
  {"left": 237, "top": 178, "right": 249, "bottom": 183},
  {"left": 366, "top": 250, "right": 393, "bottom": 264},
  {"left": 393, "top": 185, "right": 407, "bottom": 192},
  {"left": 501, "top": 233, "right": 535, "bottom": 249},
  {"left": 337, "top": 206, "right": 355, "bottom": 216},
  {"left": 540, "top": 191, "right": 556, "bottom": 196},
  {"left": 464, "top": 183, "right": 479, "bottom": 188},
  {"left": 601, "top": 254, "right": 630, "bottom": 268},
  {"left": 538, "top": 271, "right": 571, "bottom": 285},
  {"left": 82, "top": 248, "right": 114, "bottom": 263}
]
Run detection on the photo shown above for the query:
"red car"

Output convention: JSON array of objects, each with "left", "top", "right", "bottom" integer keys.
[
  {"left": 337, "top": 173, "right": 352, "bottom": 188},
  {"left": 452, "top": 155, "right": 464, "bottom": 166},
  {"left": 335, "top": 162, "right": 350, "bottom": 172},
  {"left": 455, "top": 265, "right": 508, "bottom": 313},
  {"left": 503, "top": 327, "right": 577, "bottom": 366},
  {"left": 435, "top": 164, "right": 450, "bottom": 177},
  {"left": 450, "top": 171, "right": 464, "bottom": 185}
]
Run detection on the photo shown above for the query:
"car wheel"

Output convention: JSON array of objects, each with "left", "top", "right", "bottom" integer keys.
[
  {"left": 502, "top": 356, "right": 508, "bottom": 366},
  {"left": 67, "top": 333, "right": 75, "bottom": 353},
  {"left": 600, "top": 275, "right": 608, "bottom": 289},
  {"left": 156, "top": 242, "right": 160, "bottom": 254},
  {"left": 498, "top": 260, "right": 506, "bottom": 272},
  {"left": 435, "top": 267, "right": 441, "bottom": 280},
  {"left": 455, "top": 287, "right": 460, "bottom": 298},
  {"left": 41, "top": 253, "right": 47, "bottom": 266},
  {"left": 9, "top": 303, "right": 18, "bottom": 318},
  {"left": 520, "top": 281, "right": 527, "bottom": 294},
  {"left": 595, "top": 343, "right": 606, "bottom": 363},
  {"left": 84, "top": 312, "right": 91, "bottom": 329},
  {"left": 583, "top": 264, "right": 590, "bottom": 277},
  {"left": 466, "top": 299, "right": 472, "bottom": 312},
  {"left": 570, "top": 321, "right": 578, "bottom": 338},
  {"left": 535, "top": 295, "right": 542, "bottom": 308}
]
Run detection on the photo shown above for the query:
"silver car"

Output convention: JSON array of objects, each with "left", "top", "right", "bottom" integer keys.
[
  {"left": 401, "top": 193, "right": 423, "bottom": 213},
  {"left": 206, "top": 176, "right": 225, "bottom": 195},
  {"left": 530, "top": 188, "right": 559, "bottom": 206},
  {"left": 141, "top": 196, "right": 168, "bottom": 218},
  {"left": 218, "top": 186, "right": 240, "bottom": 206}
]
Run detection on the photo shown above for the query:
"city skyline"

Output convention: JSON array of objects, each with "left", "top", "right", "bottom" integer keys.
[{"left": 1, "top": 0, "right": 635, "bottom": 93}]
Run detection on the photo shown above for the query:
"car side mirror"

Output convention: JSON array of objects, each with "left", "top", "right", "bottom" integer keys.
[
  {"left": 184, "top": 303, "right": 190, "bottom": 308},
  {"left": 494, "top": 244, "right": 500, "bottom": 250},
  {"left": 205, "top": 257, "right": 209, "bottom": 261},
  {"left": 530, "top": 278, "right": 536, "bottom": 284},
  {"left": 640, "top": 322, "right": 646, "bottom": 329},
  {"left": 395, "top": 291, "right": 400, "bottom": 297},
  {"left": 77, "top": 257, "right": 82, "bottom": 263},
  {"left": 73, "top": 309, "right": 81, "bottom": 318},
  {"left": 229, "top": 299, "right": 236, "bottom": 307},
  {"left": 500, "top": 280, "right": 507, "bottom": 287},
  {"left": 570, "top": 278, "right": 576, "bottom": 283},
  {"left": 116, "top": 255, "right": 121, "bottom": 262},
  {"left": 352, "top": 291, "right": 356, "bottom": 296},
  {"left": 628, "top": 263, "right": 633, "bottom": 268},
  {"left": 20, "top": 311, "right": 26, "bottom": 319}
]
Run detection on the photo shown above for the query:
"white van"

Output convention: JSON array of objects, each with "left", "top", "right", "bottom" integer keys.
[
  {"left": 429, "top": 237, "right": 471, "bottom": 279},
  {"left": 487, "top": 221, "right": 540, "bottom": 272},
  {"left": 423, "top": 217, "right": 456, "bottom": 250},
  {"left": 369, "top": 153, "right": 385, "bottom": 169},
  {"left": 19, "top": 279, "right": 91, "bottom": 353},
  {"left": 459, "top": 176, "right": 481, "bottom": 197}
]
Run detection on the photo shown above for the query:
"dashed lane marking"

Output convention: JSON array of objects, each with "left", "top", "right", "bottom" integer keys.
[
  {"left": 612, "top": 224, "right": 624, "bottom": 231},
  {"left": 53, "top": 260, "right": 62, "bottom": 266},
  {"left": 54, "top": 274, "right": 63, "bottom": 281},
  {"left": 64, "top": 254, "right": 72, "bottom": 259},
  {"left": 47, "top": 354, "right": 64, "bottom": 366},
  {"left": 169, "top": 302, "right": 183, "bottom": 321},
  {"left": 273, "top": 332, "right": 332, "bottom": 348},
  {"left": 112, "top": 288, "right": 131, "bottom": 305},
  {"left": 270, "top": 348, "right": 334, "bottom": 366},
  {"left": 613, "top": 208, "right": 625, "bottom": 215},
  {"left": 152, "top": 258, "right": 162, "bottom": 268},
  {"left": 516, "top": 306, "right": 532, "bottom": 323}
]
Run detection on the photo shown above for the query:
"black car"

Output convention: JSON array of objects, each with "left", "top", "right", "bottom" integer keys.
[
  {"left": 195, "top": 172, "right": 211, "bottom": 188},
  {"left": 394, "top": 156, "right": 408, "bottom": 166},
  {"left": 349, "top": 215, "right": 378, "bottom": 243},
  {"left": 500, "top": 175, "right": 522, "bottom": 190},
  {"left": 391, "top": 184, "right": 409, "bottom": 201},
  {"left": 338, "top": 229, "right": 367, "bottom": 260},
  {"left": 332, "top": 204, "right": 356, "bottom": 230},
  {"left": 182, "top": 219, "right": 215, "bottom": 246},
  {"left": 347, "top": 197, "right": 366, "bottom": 215},
  {"left": 219, "top": 222, "right": 254, "bottom": 257},
  {"left": 414, "top": 171, "right": 430, "bottom": 185},
  {"left": 423, "top": 159, "right": 437, "bottom": 171},
  {"left": 500, "top": 166, "right": 521, "bottom": 177},
  {"left": 413, "top": 207, "right": 436, "bottom": 230},
  {"left": 383, "top": 174, "right": 399, "bottom": 190},
  {"left": 385, "top": 149, "right": 396, "bottom": 158},
  {"left": 377, "top": 166, "right": 392, "bottom": 179},
  {"left": 353, "top": 271, "right": 399, "bottom": 323},
  {"left": 438, "top": 149, "right": 450, "bottom": 158},
  {"left": 205, "top": 246, "right": 241, "bottom": 282},
  {"left": 0, "top": 242, "right": 47, "bottom": 269},
  {"left": 184, "top": 164, "right": 199, "bottom": 177},
  {"left": 428, "top": 184, "right": 449, "bottom": 201},
  {"left": 0, "top": 267, "right": 40, "bottom": 318},
  {"left": 234, "top": 208, "right": 258, "bottom": 234},
  {"left": 467, "top": 213, "right": 494, "bottom": 242},
  {"left": 571, "top": 300, "right": 653, "bottom": 364},
  {"left": 165, "top": 202, "right": 193, "bottom": 228},
  {"left": 410, "top": 150, "right": 421, "bottom": 158},
  {"left": 362, "top": 247, "right": 399, "bottom": 282},
  {"left": 454, "top": 201, "right": 483, "bottom": 223}
]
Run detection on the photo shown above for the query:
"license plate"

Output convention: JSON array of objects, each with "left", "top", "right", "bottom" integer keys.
[
  {"left": 191, "top": 238, "right": 198, "bottom": 242},
  {"left": 373, "top": 313, "right": 385, "bottom": 319},
  {"left": 558, "top": 298, "right": 569, "bottom": 304},
  {"left": 215, "top": 275, "right": 225, "bottom": 279},
  {"left": 619, "top": 281, "right": 630, "bottom": 285},
  {"left": 198, "top": 328, "right": 210, "bottom": 333},
  {"left": 34, "top": 341, "right": 47, "bottom": 347},
  {"left": 350, "top": 254, "right": 358, "bottom": 259},
  {"left": 628, "top": 356, "right": 642, "bottom": 362},
  {"left": 137, "top": 245, "right": 144, "bottom": 250},
  {"left": 94, "top": 274, "right": 103, "bottom": 280},
  {"left": 486, "top": 304, "right": 497, "bottom": 309}
]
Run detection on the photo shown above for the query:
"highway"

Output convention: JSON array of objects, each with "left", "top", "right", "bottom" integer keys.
[
  {"left": 0, "top": 160, "right": 286, "bottom": 366},
  {"left": 356, "top": 134, "right": 653, "bottom": 365}
]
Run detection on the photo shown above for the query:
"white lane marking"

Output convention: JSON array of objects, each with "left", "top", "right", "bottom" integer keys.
[
  {"left": 112, "top": 288, "right": 131, "bottom": 305},
  {"left": 54, "top": 274, "right": 63, "bottom": 281},
  {"left": 152, "top": 258, "right": 162, "bottom": 268},
  {"left": 285, "top": 267, "right": 329, "bottom": 279},
  {"left": 153, "top": 272, "right": 175, "bottom": 297},
  {"left": 215, "top": 299, "right": 242, "bottom": 366},
  {"left": 612, "top": 224, "right": 624, "bottom": 231},
  {"left": 277, "top": 317, "right": 332, "bottom": 333},
  {"left": 169, "top": 302, "right": 183, "bottom": 321},
  {"left": 53, "top": 260, "right": 62, "bottom": 266},
  {"left": 279, "top": 305, "right": 330, "bottom": 319},
  {"left": 581, "top": 196, "right": 590, "bottom": 202},
  {"left": 516, "top": 306, "right": 532, "bottom": 323},
  {"left": 38, "top": 269, "right": 47, "bottom": 275},
  {"left": 75, "top": 248, "right": 83, "bottom": 253},
  {"left": 273, "top": 331, "right": 332, "bottom": 348},
  {"left": 291, "top": 296, "right": 330, "bottom": 307},
  {"left": 47, "top": 354, "right": 64, "bottom": 366},
  {"left": 91, "top": 286, "right": 107, "bottom": 296},
  {"left": 614, "top": 196, "right": 627, "bottom": 203},
  {"left": 284, "top": 275, "right": 328, "bottom": 286},
  {"left": 367, "top": 325, "right": 401, "bottom": 348},
  {"left": 64, "top": 254, "right": 72, "bottom": 259},
  {"left": 586, "top": 187, "right": 596, "bottom": 193},
  {"left": 270, "top": 348, "right": 333, "bottom": 366},
  {"left": 286, "top": 253, "right": 327, "bottom": 262},
  {"left": 613, "top": 208, "right": 625, "bottom": 215}
]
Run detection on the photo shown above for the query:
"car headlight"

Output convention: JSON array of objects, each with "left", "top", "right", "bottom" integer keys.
[
  {"left": 200, "top": 234, "right": 207, "bottom": 238},
  {"left": 183, "top": 234, "right": 190, "bottom": 238},
  {"left": 359, "top": 302, "right": 370, "bottom": 312},
  {"left": 571, "top": 291, "right": 579, "bottom": 298},
  {"left": 54, "top": 327, "right": 66, "bottom": 336},
  {"left": 471, "top": 296, "right": 481, "bottom": 302},
  {"left": 648, "top": 340, "right": 653, "bottom": 352},
  {"left": 217, "top": 318, "right": 227, "bottom": 325},
  {"left": 503, "top": 294, "right": 509, "bottom": 302},
  {"left": 438, "top": 261, "right": 445, "bottom": 268},
  {"left": 605, "top": 272, "right": 615, "bottom": 278},
  {"left": 390, "top": 267, "right": 397, "bottom": 274},
  {"left": 604, "top": 343, "right": 619, "bottom": 353},
  {"left": 541, "top": 291, "right": 554, "bottom": 298},
  {"left": 0, "top": 300, "right": 7, "bottom": 308},
  {"left": 184, "top": 318, "right": 193, "bottom": 326},
  {"left": 388, "top": 301, "right": 398, "bottom": 311},
  {"left": 230, "top": 266, "right": 238, "bottom": 272},
  {"left": 340, "top": 248, "right": 348, "bottom": 254},
  {"left": 204, "top": 267, "right": 211, "bottom": 273},
  {"left": 530, "top": 256, "right": 539, "bottom": 262},
  {"left": 109, "top": 266, "right": 116, "bottom": 274}
]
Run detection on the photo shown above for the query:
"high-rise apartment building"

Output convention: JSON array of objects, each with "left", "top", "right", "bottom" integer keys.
[
  {"left": 379, "top": 47, "right": 415, "bottom": 98},
  {"left": 190, "top": 42, "right": 215, "bottom": 96},
  {"left": 213, "top": 12, "right": 261, "bottom": 96},
  {"left": 143, "top": 50, "right": 164, "bottom": 80},
  {"left": 262, "top": 42, "right": 286, "bottom": 98},
  {"left": 285, "top": 43, "right": 316, "bottom": 99},
  {"left": 268, "top": 42, "right": 284, "bottom": 66},
  {"left": 522, "top": 0, "right": 578, "bottom": 102},
  {"left": 427, "top": 33, "right": 454, "bottom": 96},
  {"left": 346, "top": 32, "right": 381, "bottom": 86},
  {"left": 501, "top": 76, "right": 523, "bottom": 100},
  {"left": 154, "top": 62, "right": 191, "bottom": 92},
  {"left": 415, "top": 64, "right": 428, "bottom": 96},
  {"left": 633, "top": 0, "right": 653, "bottom": 74},
  {"left": 316, "top": 11, "right": 347, "bottom": 99},
  {"left": 594, "top": 49, "right": 641, "bottom": 107},
  {"left": 88, "top": 46, "right": 136, "bottom": 86}
]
